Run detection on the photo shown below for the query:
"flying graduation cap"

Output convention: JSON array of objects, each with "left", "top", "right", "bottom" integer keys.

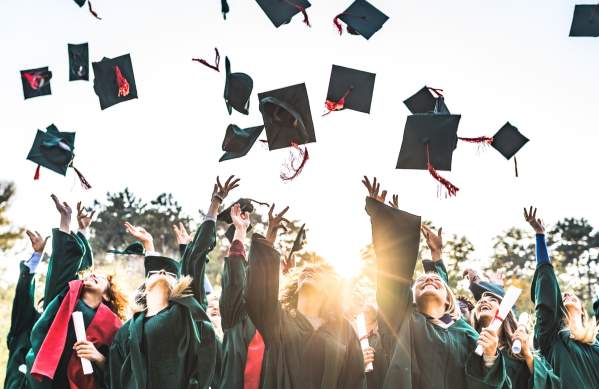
[
  {"left": 333, "top": 0, "right": 389, "bottom": 39},
  {"left": 221, "top": 0, "right": 230, "bottom": 19},
  {"left": 68, "top": 43, "right": 89, "bottom": 81},
  {"left": 258, "top": 82, "right": 316, "bottom": 180},
  {"left": 20, "top": 67, "right": 52, "bottom": 99},
  {"left": 26, "top": 124, "right": 92, "bottom": 189},
  {"left": 569, "top": 4, "right": 599, "bottom": 37},
  {"left": 403, "top": 86, "right": 449, "bottom": 114},
  {"left": 324, "top": 65, "right": 376, "bottom": 115},
  {"left": 224, "top": 57, "right": 253, "bottom": 115},
  {"left": 255, "top": 0, "right": 312, "bottom": 28},
  {"left": 108, "top": 241, "right": 145, "bottom": 256},
  {"left": 397, "top": 102, "right": 461, "bottom": 196},
  {"left": 92, "top": 54, "right": 138, "bottom": 110},
  {"left": 219, "top": 124, "right": 264, "bottom": 162},
  {"left": 218, "top": 198, "right": 269, "bottom": 242}
]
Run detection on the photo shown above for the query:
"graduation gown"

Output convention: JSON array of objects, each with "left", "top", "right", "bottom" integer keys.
[
  {"left": 364, "top": 330, "right": 386, "bottom": 389},
  {"left": 5, "top": 261, "right": 40, "bottom": 389},
  {"left": 366, "top": 198, "right": 507, "bottom": 389},
  {"left": 244, "top": 234, "right": 366, "bottom": 389},
  {"left": 25, "top": 230, "right": 120, "bottom": 389},
  {"left": 109, "top": 220, "right": 218, "bottom": 389},
  {"left": 532, "top": 262, "right": 599, "bottom": 388}
]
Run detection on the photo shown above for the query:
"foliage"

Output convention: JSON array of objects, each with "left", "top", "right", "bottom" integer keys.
[{"left": 0, "top": 182, "right": 23, "bottom": 251}]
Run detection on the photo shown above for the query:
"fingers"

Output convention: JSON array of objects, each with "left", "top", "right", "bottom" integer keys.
[
  {"left": 77, "top": 201, "right": 82, "bottom": 213},
  {"left": 268, "top": 204, "right": 275, "bottom": 220},
  {"left": 223, "top": 175, "right": 233, "bottom": 189},
  {"left": 276, "top": 206, "right": 290, "bottom": 220},
  {"left": 438, "top": 227, "right": 443, "bottom": 239},
  {"left": 26, "top": 230, "right": 35, "bottom": 240},
  {"left": 50, "top": 194, "right": 61, "bottom": 208}
]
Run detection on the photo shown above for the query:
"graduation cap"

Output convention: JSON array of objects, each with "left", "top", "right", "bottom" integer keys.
[
  {"left": 256, "top": 0, "right": 312, "bottom": 28},
  {"left": 287, "top": 223, "right": 306, "bottom": 261},
  {"left": 258, "top": 83, "right": 315, "bottom": 180},
  {"left": 221, "top": 0, "right": 230, "bottom": 19},
  {"left": 324, "top": 65, "right": 376, "bottom": 115},
  {"left": 224, "top": 57, "right": 253, "bottom": 115},
  {"left": 20, "top": 67, "right": 52, "bottom": 99},
  {"left": 220, "top": 124, "right": 264, "bottom": 162},
  {"left": 396, "top": 113, "right": 461, "bottom": 196},
  {"left": 68, "top": 43, "right": 89, "bottom": 81},
  {"left": 569, "top": 4, "right": 599, "bottom": 37},
  {"left": 218, "top": 198, "right": 268, "bottom": 242},
  {"left": 403, "top": 86, "right": 449, "bottom": 114},
  {"left": 73, "top": 0, "right": 102, "bottom": 19},
  {"left": 333, "top": 0, "right": 389, "bottom": 39},
  {"left": 469, "top": 280, "right": 505, "bottom": 302},
  {"left": 26, "top": 124, "right": 92, "bottom": 189},
  {"left": 92, "top": 54, "right": 138, "bottom": 110},
  {"left": 144, "top": 256, "right": 181, "bottom": 278},
  {"left": 108, "top": 241, "right": 145, "bottom": 256}
]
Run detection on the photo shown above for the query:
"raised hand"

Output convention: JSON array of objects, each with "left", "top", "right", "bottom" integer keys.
[
  {"left": 124, "top": 222, "right": 155, "bottom": 252},
  {"left": 362, "top": 346, "right": 375, "bottom": 369},
  {"left": 73, "top": 340, "right": 106, "bottom": 368},
  {"left": 212, "top": 175, "right": 241, "bottom": 202},
  {"left": 172, "top": 222, "right": 192, "bottom": 245},
  {"left": 388, "top": 194, "right": 399, "bottom": 209},
  {"left": 266, "top": 204, "right": 289, "bottom": 245},
  {"left": 361, "top": 176, "right": 387, "bottom": 204},
  {"left": 76, "top": 202, "right": 96, "bottom": 231},
  {"left": 421, "top": 224, "right": 443, "bottom": 261},
  {"left": 51, "top": 194, "right": 72, "bottom": 233},
  {"left": 462, "top": 268, "right": 481, "bottom": 284},
  {"left": 230, "top": 203, "right": 251, "bottom": 231},
  {"left": 477, "top": 327, "right": 499, "bottom": 357},
  {"left": 26, "top": 230, "right": 49, "bottom": 254},
  {"left": 524, "top": 206, "right": 545, "bottom": 234}
]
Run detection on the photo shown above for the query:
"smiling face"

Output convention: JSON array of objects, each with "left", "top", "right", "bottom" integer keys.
[
  {"left": 145, "top": 269, "right": 178, "bottom": 291},
  {"left": 414, "top": 274, "right": 447, "bottom": 305},
  {"left": 474, "top": 292, "right": 501, "bottom": 327},
  {"left": 83, "top": 273, "right": 110, "bottom": 295}
]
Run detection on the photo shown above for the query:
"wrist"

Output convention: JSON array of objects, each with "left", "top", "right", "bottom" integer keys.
[
  {"left": 431, "top": 251, "right": 442, "bottom": 261},
  {"left": 143, "top": 241, "right": 155, "bottom": 253},
  {"left": 233, "top": 228, "right": 247, "bottom": 243}
]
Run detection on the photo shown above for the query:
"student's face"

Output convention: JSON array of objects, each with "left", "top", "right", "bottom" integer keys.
[
  {"left": 83, "top": 273, "right": 109, "bottom": 295},
  {"left": 563, "top": 292, "right": 582, "bottom": 314},
  {"left": 414, "top": 274, "right": 447, "bottom": 303},
  {"left": 298, "top": 267, "right": 326, "bottom": 292},
  {"left": 145, "top": 270, "right": 177, "bottom": 290},
  {"left": 474, "top": 292, "right": 501, "bottom": 325}
]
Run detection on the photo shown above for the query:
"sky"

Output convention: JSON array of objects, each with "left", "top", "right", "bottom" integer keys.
[{"left": 1, "top": 0, "right": 598, "bottom": 281}]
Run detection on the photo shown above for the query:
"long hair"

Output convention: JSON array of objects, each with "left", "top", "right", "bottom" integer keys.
[
  {"left": 562, "top": 304, "right": 598, "bottom": 345},
  {"left": 412, "top": 273, "right": 461, "bottom": 322},
  {"left": 279, "top": 262, "right": 343, "bottom": 323},
  {"left": 132, "top": 275, "right": 193, "bottom": 313},
  {"left": 103, "top": 274, "right": 129, "bottom": 321},
  {"left": 472, "top": 307, "right": 523, "bottom": 360}
]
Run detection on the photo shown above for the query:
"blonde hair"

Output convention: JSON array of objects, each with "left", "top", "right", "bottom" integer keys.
[
  {"left": 133, "top": 275, "right": 193, "bottom": 313},
  {"left": 412, "top": 273, "right": 461, "bottom": 321},
  {"left": 562, "top": 305, "right": 599, "bottom": 345}
]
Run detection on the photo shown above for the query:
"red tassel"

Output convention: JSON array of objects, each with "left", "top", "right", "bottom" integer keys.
[
  {"left": 114, "top": 66, "right": 130, "bottom": 97},
  {"left": 322, "top": 87, "right": 353, "bottom": 116},
  {"left": 333, "top": 14, "right": 344, "bottom": 35},
  {"left": 22, "top": 72, "right": 47, "bottom": 90},
  {"left": 280, "top": 143, "right": 309, "bottom": 181},
  {"left": 458, "top": 136, "right": 494, "bottom": 144},
  {"left": 192, "top": 48, "right": 221, "bottom": 72},
  {"left": 33, "top": 165, "right": 41, "bottom": 181},
  {"left": 71, "top": 166, "right": 92, "bottom": 190},
  {"left": 427, "top": 87, "right": 444, "bottom": 97},
  {"left": 425, "top": 144, "right": 459, "bottom": 197},
  {"left": 283, "top": 0, "right": 310, "bottom": 27},
  {"left": 87, "top": 0, "right": 102, "bottom": 20}
]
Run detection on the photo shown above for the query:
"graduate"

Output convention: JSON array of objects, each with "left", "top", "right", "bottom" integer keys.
[
  {"left": 244, "top": 204, "right": 366, "bottom": 389},
  {"left": 362, "top": 176, "right": 507, "bottom": 389},
  {"left": 4, "top": 231, "right": 45, "bottom": 389},
  {"left": 108, "top": 176, "right": 238, "bottom": 389},
  {"left": 25, "top": 195, "right": 126, "bottom": 389},
  {"left": 360, "top": 303, "right": 386, "bottom": 389},
  {"left": 525, "top": 206, "right": 599, "bottom": 388}
]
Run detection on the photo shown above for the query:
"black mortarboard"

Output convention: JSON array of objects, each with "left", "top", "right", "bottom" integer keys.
[
  {"left": 470, "top": 280, "right": 505, "bottom": 302},
  {"left": 68, "top": 43, "right": 89, "bottom": 81},
  {"left": 92, "top": 54, "right": 138, "bottom": 110},
  {"left": 218, "top": 198, "right": 260, "bottom": 243},
  {"left": 288, "top": 223, "right": 306, "bottom": 260},
  {"left": 144, "top": 256, "right": 181, "bottom": 278},
  {"left": 20, "top": 67, "right": 52, "bottom": 99},
  {"left": 258, "top": 83, "right": 316, "bottom": 150},
  {"left": 222, "top": 0, "right": 230, "bottom": 19},
  {"left": 569, "top": 5, "right": 599, "bottom": 37},
  {"left": 108, "top": 241, "right": 145, "bottom": 256},
  {"left": 325, "top": 65, "right": 376, "bottom": 114},
  {"left": 220, "top": 124, "right": 264, "bottom": 162},
  {"left": 335, "top": 0, "right": 389, "bottom": 40},
  {"left": 491, "top": 122, "right": 529, "bottom": 160},
  {"left": 27, "top": 124, "right": 75, "bottom": 176},
  {"left": 73, "top": 0, "right": 85, "bottom": 6},
  {"left": 224, "top": 57, "right": 253, "bottom": 115},
  {"left": 403, "top": 86, "right": 449, "bottom": 114},
  {"left": 256, "top": 0, "right": 311, "bottom": 27}
]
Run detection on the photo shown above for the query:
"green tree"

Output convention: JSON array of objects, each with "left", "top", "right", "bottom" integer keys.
[
  {"left": 0, "top": 182, "right": 23, "bottom": 251},
  {"left": 487, "top": 227, "right": 536, "bottom": 279}
]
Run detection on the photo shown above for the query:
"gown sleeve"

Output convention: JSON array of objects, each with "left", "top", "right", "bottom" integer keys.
[
  {"left": 219, "top": 240, "right": 248, "bottom": 330},
  {"left": 7, "top": 260, "right": 39, "bottom": 352},
  {"left": 43, "top": 229, "right": 86, "bottom": 309},
  {"left": 75, "top": 232, "right": 94, "bottom": 272},
  {"left": 180, "top": 219, "right": 216, "bottom": 308},
  {"left": 108, "top": 328, "right": 127, "bottom": 389},
  {"left": 244, "top": 234, "right": 283, "bottom": 346},
  {"left": 531, "top": 355, "right": 561, "bottom": 389},
  {"left": 531, "top": 234, "right": 563, "bottom": 354}
]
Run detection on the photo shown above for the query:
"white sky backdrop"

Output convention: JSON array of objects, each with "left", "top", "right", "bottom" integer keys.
[{"left": 1, "top": 0, "right": 598, "bottom": 280}]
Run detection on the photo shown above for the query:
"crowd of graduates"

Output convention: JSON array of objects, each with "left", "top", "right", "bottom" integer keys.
[{"left": 4, "top": 175, "right": 599, "bottom": 389}]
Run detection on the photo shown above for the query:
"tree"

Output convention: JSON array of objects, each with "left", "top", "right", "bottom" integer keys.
[
  {"left": 0, "top": 182, "right": 23, "bottom": 251},
  {"left": 487, "top": 227, "right": 536, "bottom": 280}
]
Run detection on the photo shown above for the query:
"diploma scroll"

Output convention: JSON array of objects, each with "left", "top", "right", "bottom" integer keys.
[
  {"left": 357, "top": 313, "right": 374, "bottom": 373},
  {"left": 72, "top": 311, "right": 94, "bottom": 375}
]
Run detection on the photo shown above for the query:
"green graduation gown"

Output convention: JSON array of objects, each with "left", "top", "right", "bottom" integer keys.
[
  {"left": 108, "top": 220, "right": 218, "bottom": 389},
  {"left": 244, "top": 234, "right": 366, "bottom": 389},
  {"left": 5, "top": 261, "right": 40, "bottom": 389},
  {"left": 366, "top": 198, "right": 507, "bottom": 389},
  {"left": 532, "top": 263, "right": 599, "bottom": 388}
]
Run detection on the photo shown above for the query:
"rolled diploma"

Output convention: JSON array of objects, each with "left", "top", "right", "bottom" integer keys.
[
  {"left": 72, "top": 311, "right": 94, "bottom": 375},
  {"left": 475, "top": 286, "right": 522, "bottom": 356},
  {"left": 357, "top": 313, "right": 373, "bottom": 372}
]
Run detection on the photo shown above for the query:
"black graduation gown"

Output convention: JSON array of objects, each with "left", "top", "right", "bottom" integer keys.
[
  {"left": 366, "top": 198, "right": 507, "bottom": 389},
  {"left": 5, "top": 261, "right": 40, "bottom": 389},
  {"left": 365, "top": 330, "right": 386, "bottom": 389},
  {"left": 244, "top": 234, "right": 366, "bottom": 389},
  {"left": 109, "top": 220, "right": 218, "bottom": 389}
]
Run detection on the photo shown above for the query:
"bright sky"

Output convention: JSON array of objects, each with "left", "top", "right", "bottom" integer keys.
[{"left": 1, "top": 0, "right": 598, "bottom": 280}]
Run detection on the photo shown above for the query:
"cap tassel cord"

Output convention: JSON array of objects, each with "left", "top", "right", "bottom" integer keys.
[
  {"left": 283, "top": 0, "right": 311, "bottom": 27},
  {"left": 33, "top": 165, "right": 41, "bottom": 180},
  {"left": 192, "top": 48, "right": 221, "bottom": 72},
  {"left": 22, "top": 72, "right": 46, "bottom": 90},
  {"left": 71, "top": 166, "right": 92, "bottom": 190},
  {"left": 281, "top": 143, "right": 309, "bottom": 181},
  {"left": 333, "top": 13, "right": 367, "bottom": 35},
  {"left": 425, "top": 143, "right": 459, "bottom": 197},
  {"left": 87, "top": 0, "right": 102, "bottom": 20},
  {"left": 115, "top": 66, "right": 130, "bottom": 97},
  {"left": 427, "top": 87, "right": 444, "bottom": 97},
  {"left": 322, "top": 87, "right": 353, "bottom": 116},
  {"left": 514, "top": 156, "right": 519, "bottom": 178},
  {"left": 458, "top": 136, "right": 494, "bottom": 144},
  {"left": 221, "top": 0, "right": 229, "bottom": 19}
]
